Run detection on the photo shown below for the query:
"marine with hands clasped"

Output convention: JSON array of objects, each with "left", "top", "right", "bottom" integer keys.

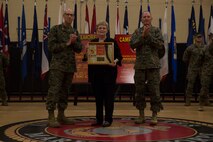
[
  {"left": 130, "top": 11, "right": 165, "bottom": 125},
  {"left": 183, "top": 33, "right": 205, "bottom": 107},
  {"left": 46, "top": 8, "right": 83, "bottom": 128}
]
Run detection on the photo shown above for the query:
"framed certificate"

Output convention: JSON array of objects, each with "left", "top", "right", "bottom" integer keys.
[{"left": 87, "top": 42, "right": 114, "bottom": 65}]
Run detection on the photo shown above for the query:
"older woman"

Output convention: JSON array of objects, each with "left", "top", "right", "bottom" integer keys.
[{"left": 88, "top": 21, "right": 123, "bottom": 127}]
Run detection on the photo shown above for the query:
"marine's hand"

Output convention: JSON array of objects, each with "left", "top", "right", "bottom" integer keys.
[
  {"left": 142, "top": 25, "right": 150, "bottom": 38},
  {"left": 66, "top": 33, "right": 78, "bottom": 46}
]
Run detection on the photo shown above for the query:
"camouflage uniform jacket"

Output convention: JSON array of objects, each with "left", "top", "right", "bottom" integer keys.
[
  {"left": 201, "top": 43, "right": 213, "bottom": 76},
  {"left": 0, "top": 52, "right": 9, "bottom": 74},
  {"left": 183, "top": 44, "right": 205, "bottom": 72},
  {"left": 48, "top": 24, "right": 82, "bottom": 73},
  {"left": 129, "top": 26, "right": 164, "bottom": 69}
]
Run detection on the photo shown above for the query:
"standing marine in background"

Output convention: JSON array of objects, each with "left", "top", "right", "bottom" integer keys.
[
  {"left": 198, "top": 33, "right": 213, "bottom": 111},
  {"left": 183, "top": 33, "right": 205, "bottom": 106},
  {"left": 46, "top": 8, "right": 83, "bottom": 128},
  {"left": 130, "top": 11, "right": 165, "bottom": 125},
  {"left": 0, "top": 51, "right": 9, "bottom": 106}
]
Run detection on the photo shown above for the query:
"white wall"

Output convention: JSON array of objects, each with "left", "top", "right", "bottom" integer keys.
[{"left": 3, "top": 0, "right": 213, "bottom": 43}]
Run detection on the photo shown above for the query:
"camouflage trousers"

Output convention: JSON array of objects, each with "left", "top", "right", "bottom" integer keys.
[
  {"left": 0, "top": 71, "right": 7, "bottom": 102},
  {"left": 46, "top": 70, "right": 74, "bottom": 111},
  {"left": 134, "top": 69, "right": 163, "bottom": 112},
  {"left": 199, "top": 73, "right": 212, "bottom": 105},
  {"left": 185, "top": 70, "right": 200, "bottom": 98}
]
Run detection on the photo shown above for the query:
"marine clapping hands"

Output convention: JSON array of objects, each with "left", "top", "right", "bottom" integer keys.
[
  {"left": 142, "top": 25, "right": 150, "bottom": 38},
  {"left": 66, "top": 33, "right": 78, "bottom": 46}
]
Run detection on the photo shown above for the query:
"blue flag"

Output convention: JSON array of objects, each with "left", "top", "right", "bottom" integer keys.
[
  {"left": 187, "top": 5, "right": 197, "bottom": 46},
  {"left": 148, "top": 3, "right": 151, "bottom": 13},
  {"left": 123, "top": 5, "right": 129, "bottom": 34},
  {"left": 21, "top": 3, "right": 28, "bottom": 80},
  {"left": 73, "top": 0, "right": 77, "bottom": 29},
  {"left": 138, "top": 2, "right": 143, "bottom": 28},
  {"left": 170, "top": 4, "right": 177, "bottom": 83},
  {"left": 198, "top": 4, "right": 206, "bottom": 43},
  {"left": 30, "top": 3, "right": 40, "bottom": 79},
  {"left": 106, "top": 2, "right": 110, "bottom": 38}
]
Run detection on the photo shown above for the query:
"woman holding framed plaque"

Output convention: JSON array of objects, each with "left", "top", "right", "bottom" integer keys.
[{"left": 88, "top": 21, "right": 122, "bottom": 127}]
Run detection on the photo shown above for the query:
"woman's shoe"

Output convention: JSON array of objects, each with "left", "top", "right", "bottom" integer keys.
[{"left": 102, "top": 121, "right": 111, "bottom": 127}]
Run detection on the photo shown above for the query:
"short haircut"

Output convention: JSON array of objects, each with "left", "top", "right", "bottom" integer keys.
[{"left": 96, "top": 21, "right": 109, "bottom": 30}]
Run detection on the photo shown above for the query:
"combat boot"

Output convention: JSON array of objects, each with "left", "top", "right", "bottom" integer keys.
[
  {"left": 204, "top": 99, "right": 211, "bottom": 106},
  {"left": 57, "top": 109, "right": 74, "bottom": 125},
  {"left": 135, "top": 109, "right": 145, "bottom": 124},
  {"left": 185, "top": 97, "right": 191, "bottom": 106},
  {"left": 198, "top": 106, "right": 204, "bottom": 111},
  {"left": 47, "top": 110, "right": 60, "bottom": 128},
  {"left": 150, "top": 111, "right": 158, "bottom": 125},
  {"left": 198, "top": 101, "right": 204, "bottom": 111}
]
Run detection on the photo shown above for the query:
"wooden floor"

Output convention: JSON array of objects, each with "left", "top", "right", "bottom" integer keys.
[{"left": 0, "top": 102, "right": 213, "bottom": 126}]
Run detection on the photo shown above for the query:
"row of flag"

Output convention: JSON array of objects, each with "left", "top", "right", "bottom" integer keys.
[
  {"left": 1, "top": 0, "right": 213, "bottom": 85},
  {"left": 81, "top": 0, "right": 152, "bottom": 35},
  {"left": 19, "top": 0, "right": 49, "bottom": 81},
  {"left": 76, "top": 0, "right": 212, "bottom": 84}
]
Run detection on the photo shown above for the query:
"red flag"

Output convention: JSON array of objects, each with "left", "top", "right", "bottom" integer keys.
[
  {"left": 85, "top": 3, "right": 90, "bottom": 34},
  {"left": 91, "top": 2, "right": 96, "bottom": 34},
  {"left": 41, "top": 1, "right": 49, "bottom": 80}
]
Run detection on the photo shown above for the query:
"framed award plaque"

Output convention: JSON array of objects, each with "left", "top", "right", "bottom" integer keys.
[{"left": 87, "top": 42, "right": 114, "bottom": 65}]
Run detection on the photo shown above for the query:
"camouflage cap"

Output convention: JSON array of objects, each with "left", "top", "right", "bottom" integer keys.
[{"left": 194, "top": 32, "right": 202, "bottom": 38}]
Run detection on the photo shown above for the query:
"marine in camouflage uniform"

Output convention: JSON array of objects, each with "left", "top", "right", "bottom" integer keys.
[
  {"left": 199, "top": 34, "right": 213, "bottom": 111},
  {"left": 183, "top": 33, "right": 205, "bottom": 106},
  {"left": 129, "top": 11, "right": 165, "bottom": 125},
  {"left": 0, "top": 51, "right": 9, "bottom": 106},
  {"left": 46, "top": 9, "right": 83, "bottom": 128}
]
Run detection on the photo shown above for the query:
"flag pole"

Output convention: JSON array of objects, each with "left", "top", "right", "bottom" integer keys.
[
  {"left": 140, "top": 0, "right": 142, "bottom": 5},
  {"left": 166, "top": 0, "right": 168, "bottom": 5},
  {"left": 192, "top": 0, "right": 195, "bottom": 5}
]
